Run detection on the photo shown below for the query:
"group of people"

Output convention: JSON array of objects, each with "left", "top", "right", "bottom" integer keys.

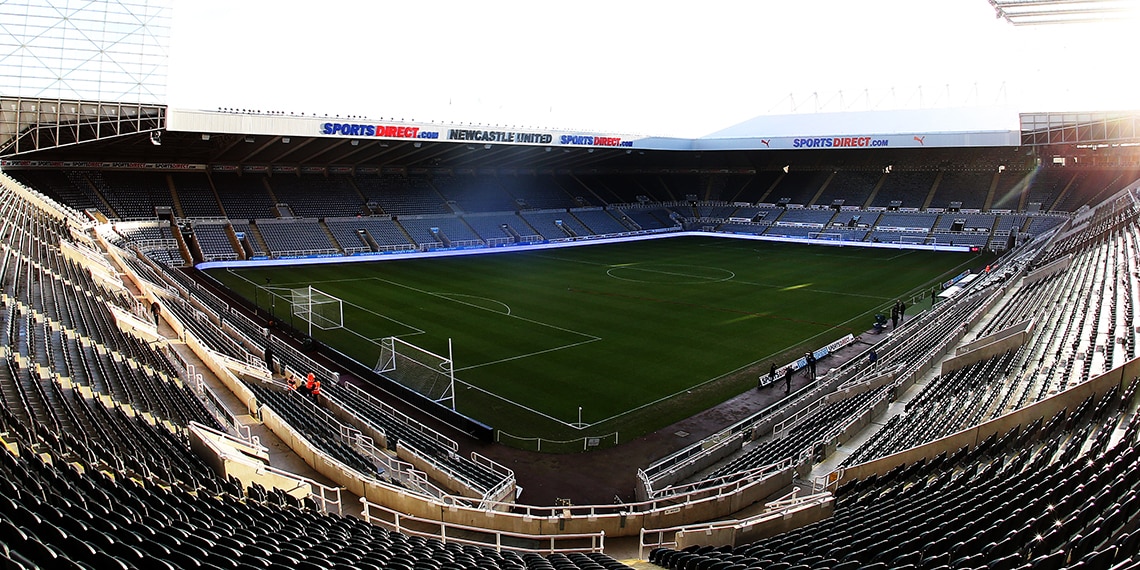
[
  {"left": 762, "top": 351, "right": 819, "bottom": 395},
  {"left": 890, "top": 299, "right": 907, "bottom": 329},
  {"left": 287, "top": 372, "right": 322, "bottom": 399},
  {"left": 758, "top": 300, "right": 908, "bottom": 395}
]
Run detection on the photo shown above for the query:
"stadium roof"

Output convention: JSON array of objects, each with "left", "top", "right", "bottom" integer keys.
[{"left": 989, "top": 0, "right": 1138, "bottom": 25}]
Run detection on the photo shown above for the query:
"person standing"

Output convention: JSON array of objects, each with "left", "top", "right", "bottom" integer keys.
[
  {"left": 868, "top": 348, "right": 878, "bottom": 369},
  {"left": 784, "top": 365, "right": 794, "bottom": 394},
  {"left": 891, "top": 305, "right": 899, "bottom": 329},
  {"left": 899, "top": 299, "right": 907, "bottom": 322},
  {"left": 806, "top": 352, "right": 817, "bottom": 381}
]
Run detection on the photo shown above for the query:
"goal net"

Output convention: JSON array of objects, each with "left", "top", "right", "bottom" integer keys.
[
  {"left": 375, "top": 336, "right": 455, "bottom": 409},
  {"left": 808, "top": 232, "right": 844, "bottom": 241},
  {"left": 291, "top": 286, "right": 344, "bottom": 331}
]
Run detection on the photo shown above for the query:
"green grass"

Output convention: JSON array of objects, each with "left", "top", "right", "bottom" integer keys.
[{"left": 207, "top": 236, "right": 992, "bottom": 447}]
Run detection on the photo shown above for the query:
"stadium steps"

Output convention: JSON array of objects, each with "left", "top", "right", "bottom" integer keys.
[
  {"left": 392, "top": 219, "right": 419, "bottom": 246},
  {"left": 67, "top": 171, "right": 118, "bottom": 219},
  {"left": 860, "top": 173, "right": 888, "bottom": 209},
  {"left": 165, "top": 174, "right": 184, "bottom": 218},
  {"left": 651, "top": 176, "right": 676, "bottom": 202},
  {"left": 724, "top": 175, "right": 758, "bottom": 203},
  {"left": 318, "top": 220, "right": 345, "bottom": 253},
  {"left": 244, "top": 224, "right": 271, "bottom": 257},
  {"left": 1047, "top": 174, "right": 1080, "bottom": 212},
  {"left": 756, "top": 171, "right": 785, "bottom": 204},
  {"left": 223, "top": 223, "right": 247, "bottom": 260},
  {"left": 985, "top": 215, "right": 1002, "bottom": 250},
  {"left": 981, "top": 171, "right": 1001, "bottom": 211},
  {"left": 806, "top": 171, "right": 837, "bottom": 207},
  {"left": 204, "top": 172, "right": 228, "bottom": 218},
  {"left": 921, "top": 171, "right": 943, "bottom": 210},
  {"left": 168, "top": 225, "right": 194, "bottom": 266},
  {"left": 345, "top": 176, "right": 370, "bottom": 205}
]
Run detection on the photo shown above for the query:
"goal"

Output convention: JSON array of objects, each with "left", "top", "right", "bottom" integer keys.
[
  {"left": 375, "top": 336, "right": 455, "bottom": 409},
  {"left": 291, "top": 286, "right": 344, "bottom": 334},
  {"left": 897, "top": 235, "right": 928, "bottom": 245},
  {"left": 808, "top": 232, "right": 844, "bottom": 241}
]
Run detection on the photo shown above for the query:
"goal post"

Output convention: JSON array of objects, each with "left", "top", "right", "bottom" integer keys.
[
  {"left": 897, "top": 235, "right": 928, "bottom": 245},
  {"left": 291, "top": 286, "right": 344, "bottom": 336},
  {"left": 375, "top": 336, "right": 456, "bottom": 409}
]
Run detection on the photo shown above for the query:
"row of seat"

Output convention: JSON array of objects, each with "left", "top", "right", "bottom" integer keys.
[{"left": 652, "top": 384, "right": 1140, "bottom": 570}]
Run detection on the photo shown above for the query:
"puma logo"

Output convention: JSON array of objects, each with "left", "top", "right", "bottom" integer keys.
[
  {"left": 913, "top": 135, "right": 925, "bottom": 145},
  {"left": 760, "top": 139, "right": 770, "bottom": 148}
]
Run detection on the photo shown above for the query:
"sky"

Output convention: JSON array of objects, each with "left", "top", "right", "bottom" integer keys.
[{"left": 166, "top": 0, "right": 1140, "bottom": 138}]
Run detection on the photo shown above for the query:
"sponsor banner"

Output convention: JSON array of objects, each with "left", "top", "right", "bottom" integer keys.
[
  {"left": 792, "top": 136, "right": 891, "bottom": 149},
  {"left": 697, "top": 130, "right": 1020, "bottom": 151},
  {"left": 775, "top": 222, "right": 826, "bottom": 228},
  {"left": 316, "top": 120, "right": 633, "bottom": 148},
  {"left": 1, "top": 160, "right": 205, "bottom": 170},
  {"left": 943, "top": 269, "right": 972, "bottom": 289}
]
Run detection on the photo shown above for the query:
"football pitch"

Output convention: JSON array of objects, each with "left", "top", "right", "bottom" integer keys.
[{"left": 206, "top": 236, "right": 992, "bottom": 448}]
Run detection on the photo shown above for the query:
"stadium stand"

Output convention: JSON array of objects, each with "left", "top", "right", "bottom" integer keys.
[
  {"left": 617, "top": 206, "right": 679, "bottom": 230},
  {"left": 773, "top": 207, "right": 835, "bottom": 225},
  {"left": 572, "top": 207, "right": 633, "bottom": 235},
  {"left": 461, "top": 211, "right": 532, "bottom": 244},
  {"left": 8, "top": 169, "right": 101, "bottom": 212},
  {"left": 212, "top": 172, "right": 277, "bottom": 220},
  {"left": 268, "top": 174, "right": 365, "bottom": 218},
  {"left": 354, "top": 171, "right": 451, "bottom": 215},
  {"left": 814, "top": 170, "right": 882, "bottom": 207},
  {"left": 1022, "top": 168, "right": 1074, "bottom": 211},
  {"left": 729, "top": 171, "right": 784, "bottom": 203},
  {"left": 520, "top": 209, "right": 593, "bottom": 239},
  {"left": 765, "top": 170, "right": 832, "bottom": 205},
  {"left": 254, "top": 218, "right": 338, "bottom": 257},
  {"left": 98, "top": 170, "right": 174, "bottom": 219},
  {"left": 191, "top": 221, "right": 240, "bottom": 261},
  {"left": 433, "top": 173, "right": 517, "bottom": 213},
  {"left": 650, "top": 385, "right": 1140, "bottom": 570},
  {"left": 4, "top": 131, "right": 1140, "bottom": 567},
  {"left": 170, "top": 171, "right": 224, "bottom": 218},
  {"left": 929, "top": 169, "right": 994, "bottom": 210},
  {"left": 869, "top": 170, "right": 937, "bottom": 209},
  {"left": 499, "top": 172, "right": 578, "bottom": 210},
  {"left": 227, "top": 220, "right": 267, "bottom": 257},
  {"left": 397, "top": 214, "right": 483, "bottom": 248},
  {"left": 324, "top": 216, "right": 415, "bottom": 253}
]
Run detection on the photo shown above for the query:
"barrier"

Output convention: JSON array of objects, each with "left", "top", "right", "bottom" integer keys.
[
  {"left": 639, "top": 490, "right": 835, "bottom": 557},
  {"left": 362, "top": 499, "right": 608, "bottom": 554},
  {"left": 496, "top": 430, "right": 618, "bottom": 453}
]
